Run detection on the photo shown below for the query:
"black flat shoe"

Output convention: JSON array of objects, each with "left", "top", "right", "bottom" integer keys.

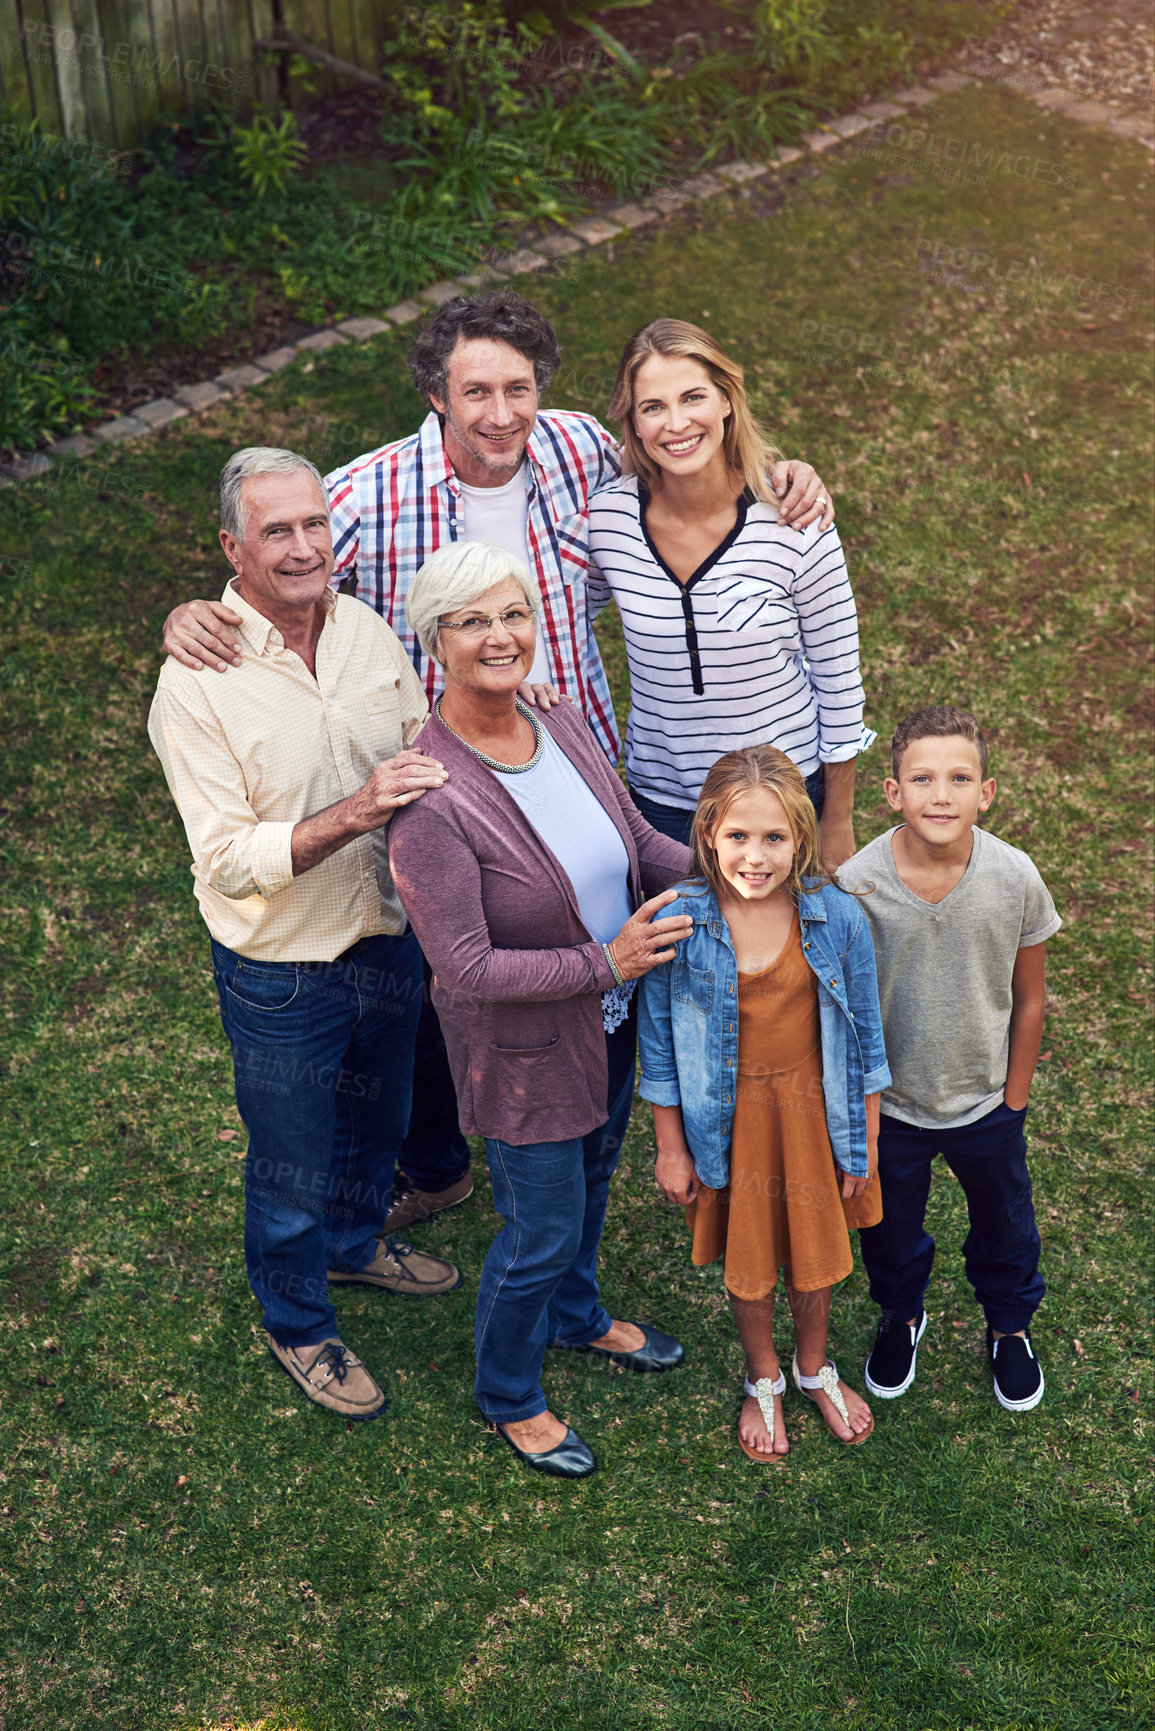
[
  {"left": 558, "top": 1323, "right": 685, "bottom": 1375},
  {"left": 495, "top": 1422, "right": 597, "bottom": 1480}
]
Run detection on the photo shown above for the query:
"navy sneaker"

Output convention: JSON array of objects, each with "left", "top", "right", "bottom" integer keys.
[
  {"left": 988, "top": 1328, "right": 1045, "bottom": 1412},
  {"left": 864, "top": 1309, "right": 928, "bottom": 1399}
]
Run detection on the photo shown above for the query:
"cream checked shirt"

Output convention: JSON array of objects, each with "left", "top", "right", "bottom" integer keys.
[{"left": 148, "top": 581, "right": 428, "bottom": 962}]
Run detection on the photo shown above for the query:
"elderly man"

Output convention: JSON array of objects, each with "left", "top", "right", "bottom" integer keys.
[
  {"left": 159, "top": 290, "right": 834, "bottom": 1235},
  {"left": 148, "top": 447, "right": 459, "bottom": 1424}
]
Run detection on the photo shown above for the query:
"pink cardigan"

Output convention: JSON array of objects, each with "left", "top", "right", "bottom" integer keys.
[{"left": 388, "top": 702, "right": 689, "bottom": 1144}]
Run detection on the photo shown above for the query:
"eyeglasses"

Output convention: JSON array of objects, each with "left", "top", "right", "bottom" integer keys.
[{"left": 438, "top": 606, "right": 536, "bottom": 638}]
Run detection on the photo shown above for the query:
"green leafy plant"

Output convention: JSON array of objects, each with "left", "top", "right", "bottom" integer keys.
[
  {"left": 581, "top": 22, "right": 810, "bottom": 167},
  {"left": 754, "top": 0, "right": 834, "bottom": 81},
  {"left": 230, "top": 109, "right": 307, "bottom": 199},
  {"left": 505, "top": 0, "right": 653, "bottom": 30}
]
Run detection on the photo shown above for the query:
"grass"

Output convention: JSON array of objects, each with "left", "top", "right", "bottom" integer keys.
[{"left": 0, "top": 80, "right": 1152, "bottom": 1731}]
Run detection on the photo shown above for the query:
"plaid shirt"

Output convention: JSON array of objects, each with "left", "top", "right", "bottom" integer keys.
[{"left": 326, "top": 410, "right": 622, "bottom": 763}]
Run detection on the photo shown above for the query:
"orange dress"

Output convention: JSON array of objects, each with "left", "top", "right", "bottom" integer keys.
[{"left": 685, "top": 917, "right": 882, "bottom": 1299}]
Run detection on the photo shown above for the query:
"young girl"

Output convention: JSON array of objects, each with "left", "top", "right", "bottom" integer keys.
[{"left": 638, "top": 746, "right": 890, "bottom": 1460}]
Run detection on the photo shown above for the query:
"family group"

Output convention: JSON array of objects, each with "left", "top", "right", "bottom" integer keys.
[{"left": 148, "top": 288, "right": 1059, "bottom": 1479}]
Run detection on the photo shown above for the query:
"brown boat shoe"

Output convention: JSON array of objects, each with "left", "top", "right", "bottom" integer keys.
[
  {"left": 382, "top": 1170, "right": 474, "bottom": 1235},
  {"left": 266, "top": 1334, "right": 386, "bottom": 1421},
  {"left": 327, "top": 1235, "right": 462, "bottom": 1296}
]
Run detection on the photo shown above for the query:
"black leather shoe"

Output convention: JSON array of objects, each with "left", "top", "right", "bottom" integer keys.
[
  {"left": 557, "top": 1323, "right": 685, "bottom": 1374},
  {"left": 495, "top": 1423, "right": 597, "bottom": 1479}
]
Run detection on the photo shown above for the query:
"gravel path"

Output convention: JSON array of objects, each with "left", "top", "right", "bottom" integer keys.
[{"left": 958, "top": 0, "right": 1154, "bottom": 124}]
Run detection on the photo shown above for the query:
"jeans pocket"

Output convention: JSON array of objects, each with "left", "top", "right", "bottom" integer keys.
[{"left": 225, "top": 959, "right": 301, "bottom": 1012}]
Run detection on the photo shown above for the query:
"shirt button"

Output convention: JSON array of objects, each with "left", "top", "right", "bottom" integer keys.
[{"left": 803, "top": 942, "right": 811, "bottom": 950}]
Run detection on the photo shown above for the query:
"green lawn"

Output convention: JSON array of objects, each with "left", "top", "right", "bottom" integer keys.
[{"left": 1, "top": 81, "right": 1151, "bottom": 1731}]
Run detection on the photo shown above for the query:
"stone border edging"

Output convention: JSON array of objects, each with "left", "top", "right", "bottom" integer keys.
[{"left": 4, "top": 67, "right": 1149, "bottom": 487}]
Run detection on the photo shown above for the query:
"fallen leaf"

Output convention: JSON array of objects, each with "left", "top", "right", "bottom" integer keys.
[
  {"left": 175, "top": 1475, "right": 189, "bottom": 1488},
  {"left": 1074, "top": 1339, "right": 1084, "bottom": 1357},
  {"left": 216, "top": 1129, "right": 238, "bottom": 1142}
]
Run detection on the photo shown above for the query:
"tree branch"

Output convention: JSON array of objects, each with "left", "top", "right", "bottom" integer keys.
[{"left": 253, "top": 26, "right": 388, "bottom": 92}]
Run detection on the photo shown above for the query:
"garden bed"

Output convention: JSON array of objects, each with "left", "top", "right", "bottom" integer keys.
[{"left": 0, "top": 0, "right": 1019, "bottom": 454}]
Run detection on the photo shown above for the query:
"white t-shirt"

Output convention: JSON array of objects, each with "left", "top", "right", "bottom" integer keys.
[
  {"left": 458, "top": 467, "right": 549, "bottom": 684},
  {"left": 495, "top": 729, "right": 632, "bottom": 945}
]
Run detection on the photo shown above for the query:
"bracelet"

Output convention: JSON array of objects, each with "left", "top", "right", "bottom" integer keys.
[{"left": 601, "top": 942, "right": 626, "bottom": 987}]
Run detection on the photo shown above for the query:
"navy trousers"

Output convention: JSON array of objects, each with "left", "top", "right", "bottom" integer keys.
[
  {"left": 396, "top": 955, "right": 472, "bottom": 1191},
  {"left": 857, "top": 1099, "right": 1044, "bottom": 1335}
]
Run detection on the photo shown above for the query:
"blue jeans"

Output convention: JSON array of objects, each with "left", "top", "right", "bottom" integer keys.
[
  {"left": 629, "top": 766, "right": 826, "bottom": 847},
  {"left": 396, "top": 954, "right": 472, "bottom": 1191},
  {"left": 211, "top": 931, "right": 424, "bottom": 1347},
  {"left": 857, "top": 1100, "right": 1044, "bottom": 1335},
  {"left": 474, "top": 1002, "right": 638, "bottom": 1423}
]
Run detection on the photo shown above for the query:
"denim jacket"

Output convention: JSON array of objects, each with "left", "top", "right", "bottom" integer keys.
[{"left": 638, "top": 879, "right": 891, "bottom": 1186}]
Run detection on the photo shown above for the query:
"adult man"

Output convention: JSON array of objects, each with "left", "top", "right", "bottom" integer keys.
[
  {"left": 161, "top": 290, "right": 832, "bottom": 1230},
  {"left": 149, "top": 447, "right": 460, "bottom": 1423}
]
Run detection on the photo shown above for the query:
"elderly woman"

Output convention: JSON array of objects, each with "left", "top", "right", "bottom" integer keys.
[
  {"left": 388, "top": 541, "right": 693, "bottom": 1480},
  {"left": 588, "top": 319, "right": 872, "bottom": 867}
]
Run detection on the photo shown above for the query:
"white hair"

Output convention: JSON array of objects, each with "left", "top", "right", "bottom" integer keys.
[
  {"left": 405, "top": 541, "right": 538, "bottom": 661},
  {"left": 219, "top": 447, "right": 327, "bottom": 541}
]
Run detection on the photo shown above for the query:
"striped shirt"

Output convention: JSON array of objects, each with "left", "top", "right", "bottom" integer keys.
[
  {"left": 326, "top": 409, "right": 622, "bottom": 763},
  {"left": 587, "top": 476, "right": 875, "bottom": 808}
]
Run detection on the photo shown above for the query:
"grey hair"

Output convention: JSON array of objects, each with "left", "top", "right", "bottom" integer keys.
[
  {"left": 405, "top": 541, "right": 538, "bottom": 661},
  {"left": 219, "top": 447, "right": 327, "bottom": 540}
]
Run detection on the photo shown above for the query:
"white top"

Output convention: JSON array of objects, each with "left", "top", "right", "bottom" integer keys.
[
  {"left": 148, "top": 583, "right": 427, "bottom": 961},
  {"left": 588, "top": 476, "right": 875, "bottom": 808},
  {"left": 495, "top": 728, "right": 632, "bottom": 945},
  {"left": 458, "top": 465, "right": 549, "bottom": 684},
  {"left": 842, "top": 826, "right": 1062, "bottom": 1127}
]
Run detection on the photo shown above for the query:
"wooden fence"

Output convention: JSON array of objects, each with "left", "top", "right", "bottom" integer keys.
[{"left": 0, "top": 0, "right": 394, "bottom": 149}]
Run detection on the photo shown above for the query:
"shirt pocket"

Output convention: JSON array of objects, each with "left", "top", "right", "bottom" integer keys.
[
  {"left": 551, "top": 509, "right": 590, "bottom": 588},
  {"left": 712, "top": 574, "right": 797, "bottom": 647},
  {"left": 672, "top": 960, "right": 713, "bottom": 1015},
  {"left": 350, "top": 678, "right": 404, "bottom": 770}
]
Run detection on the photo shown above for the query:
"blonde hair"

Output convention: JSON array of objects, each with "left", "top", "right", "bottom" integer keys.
[
  {"left": 608, "top": 320, "right": 783, "bottom": 505},
  {"left": 690, "top": 746, "right": 835, "bottom": 904}
]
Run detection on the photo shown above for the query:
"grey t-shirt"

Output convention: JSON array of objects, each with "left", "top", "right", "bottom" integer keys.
[{"left": 840, "top": 826, "right": 1061, "bottom": 1128}]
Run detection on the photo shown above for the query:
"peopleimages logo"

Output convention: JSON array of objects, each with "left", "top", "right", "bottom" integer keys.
[
  {"left": 18, "top": 20, "right": 250, "bottom": 93},
  {"left": 913, "top": 238, "right": 1135, "bottom": 307},
  {"left": 859, "top": 119, "right": 1077, "bottom": 188}
]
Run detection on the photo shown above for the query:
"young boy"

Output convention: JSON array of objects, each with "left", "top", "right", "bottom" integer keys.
[{"left": 842, "top": 706, "right": 1061, "bottom": 1411}]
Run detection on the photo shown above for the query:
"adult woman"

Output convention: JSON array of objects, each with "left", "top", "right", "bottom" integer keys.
[
  {"left": 587, "top": 320, "right": 873, "bottom": 866},
  {"left": 388, "top": 541, "right": 693, "bottom": 1480}
]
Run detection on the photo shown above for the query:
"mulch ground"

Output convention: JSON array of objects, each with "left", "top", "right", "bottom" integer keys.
[{"left": 958, "top": 0, "right": 1154, "bottom": 113}]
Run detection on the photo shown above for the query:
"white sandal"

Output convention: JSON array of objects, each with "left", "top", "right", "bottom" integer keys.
[
  {"left": 739, "top": 1370, "right": 787, "bottom": 1463},
  {"left": 791, "top": 1353, "right": 874, "bottom": 1445}
]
